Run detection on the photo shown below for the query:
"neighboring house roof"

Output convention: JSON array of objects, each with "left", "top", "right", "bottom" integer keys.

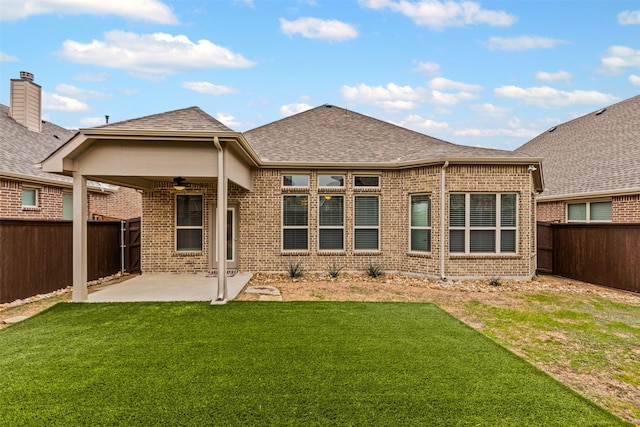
[
  {"left": 0, "top": 103, "right": 77, "bottom": 185},
  {"left": 244, "top": 104, "right": 533, "bottom": 164},
  {"left": 97, "top": 106, "right": 233, "bottom": 132},
  {"left": 516, "top": 95, "right": 640, "bottom": 200}
]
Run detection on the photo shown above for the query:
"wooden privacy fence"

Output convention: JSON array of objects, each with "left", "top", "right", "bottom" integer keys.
[
  {"left": 537, "top": 222, "right": 640, "bottom": 293},
  {"left": 0, "top": 219, "right": 140, "bottom": 304}
]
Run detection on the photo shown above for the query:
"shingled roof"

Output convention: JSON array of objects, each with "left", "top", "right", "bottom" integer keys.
[
  {"left": 516, "top": 95, "right": 640, "bottom": 199},
  {"left": 0, "top": 103, "right": 76, "bottom": 184},
  {"left": 96, "top": 106, "right": 233, "bottom": 132},
  {"left": 245, "top": 104, "right": 532, "bottom": 164}
]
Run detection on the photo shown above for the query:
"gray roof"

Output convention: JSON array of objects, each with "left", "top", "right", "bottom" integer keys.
[
  {"left": 516, "top": 95, "right": 640, "bottom": 198},
  {"left": 245, "top": 104, "right": 531, "bottom": 163},
  {"left": 96, "top": 106, "right": 233, "bottom": 132},
  {"left": 0, "top": 104, "right": 76, "bottom": 184}
]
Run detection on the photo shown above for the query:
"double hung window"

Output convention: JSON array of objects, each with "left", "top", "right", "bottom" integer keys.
[
  {"left": 176, "top": 195, "right": 203, "bottom": 251},
  {"left": 283, "top": 195, "right": 309, "bottom": 250},
  {"left": 410, "top": 195, "right": 431, "bottom": 252},
  {"left": 318, "top": 195, "right": 344, "bottom": 250},
  {"left": 354, "top": 196, "right": 379, "bottom": 250}
]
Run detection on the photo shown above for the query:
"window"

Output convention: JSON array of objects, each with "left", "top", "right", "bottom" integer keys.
[
  {"left": 318, "top": 175, "right": 344, "bottom": 188},
  {"left": 318, "top": 195, "right": 344, "bottom": 250},
  {"left": 567, "top": 201, "right": 611, "bottom": 222},
  {"left": 283, "top": 175, "right": 309, "bottom": 187},
  {"left": 449, "top": 193, "right": 517, "bottom": 254},
  {"left": 410, "top": 195, "right": 431, "bottom": 252},
  {"left": 354, "top": 175, "right": 380, "bottom": 188},
  {"left": 354, "top": 196, "right": 379, "bottom": 250},
  {"left": 176, "top": 195, "right": 203, "bottom": 251},
  {"left": 283, "top": 195, "right": 308, "bottom": 250},
  {"left": 62, "top": 193, "right": 73, "bottom": 220},
  {"left": 22, "top": 188, "right": 38, "bottom": 207}
]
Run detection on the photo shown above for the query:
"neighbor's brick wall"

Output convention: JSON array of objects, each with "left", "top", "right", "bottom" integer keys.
[
  {"left": 536, "top": 201, "right": 564, "bottom": 223},
  {"left": 141, "top": 164, "right": 537, "bottom": 279},
  {"left": 612, "top": 194, "right": 640, "bottom": 223},
  {"left": 89, "top": 186, "right": 142, "bottom": 220}
]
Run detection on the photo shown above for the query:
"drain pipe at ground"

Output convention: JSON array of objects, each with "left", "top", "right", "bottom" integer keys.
[{"left": 440, "top": 161, "right": 449, "bottom": 280}]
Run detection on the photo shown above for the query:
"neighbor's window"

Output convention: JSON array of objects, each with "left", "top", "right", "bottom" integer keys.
[
  {"left": 354, "top": 196, "right": 379, "bottom": 250},
  {"left": 354, "top": 175, "right": 380, "bottom": 188},
  {"left": 283, "top": 175, "right": 309, "bottom": 188},
  {"left": 283, "top": 195, "right": 309, "bottom": 250},
  {"left": 449, "top": 193, "right": 517, "bottom": 254},
  {"left": 319, "top": 195, "right": 344, "bottom": 250},
  {"left": 176, "top": 194, "right": 203, "bottom": 251},
  {"left": 410, "top": 194, "right": 431, "bottom": 252},
  {"left": 22, "top": 188, "right": 38, "bottom": 208},
  {"left": 318, "top": 175, "right": 345, "bottom": 188},
  {"left": 567, "top": 201, "right": 612, "bottom": 222},
  {"left": 62, "top": 193, "right": 73, "bottom": 220}
]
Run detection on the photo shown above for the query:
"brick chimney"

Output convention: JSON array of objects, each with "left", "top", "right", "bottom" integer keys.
[{"left": 10, "top": 71, "right": 42, "bottom": 132}]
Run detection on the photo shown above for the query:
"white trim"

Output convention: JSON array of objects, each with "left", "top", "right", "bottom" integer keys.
[
  {"left": 175, "top": 193, "right": 204, "bottom": 252},
  {"left": 318, "top": 194, "right": 345, "bottom": 251},
  {"left": 566, "top": 200, "right": 612, "bottom": 223},
  {"left": 21, "top": 187, "right": 39, "bottom": 208},
  {"left": 353, "top": 194, "right": 380, "bottom": 251},
  {"left": 409, "top": 193, "right": 431, "bottom": 254},
  {"left": 282, "top": 194, "right": 309, "bottom": 251},
  {"left": 538, "top": 187, "right": 640, "bottom": 202}
]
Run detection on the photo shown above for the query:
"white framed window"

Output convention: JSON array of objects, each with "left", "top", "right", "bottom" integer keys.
[
  {"left": 567, "top": 201, "right": 612, "bottom": 222},
  {"left": 62, "top": 193, "right": 73, "bottom": 220},
  {"left": 354, "top": 175, "right": 380, "bottom": 188},
  {"left": 175, "top": 194, "right": 203, "bottom": 251},
  {"left": 282, "top": 195, "right": 309, "bottom": 251},
  {"left": 318, "top": 175, "right": 345, "bottom": 188},
  {"left": 449, "top": 193, "right": 517, "bottom": 254},
  {"left": 354, "top": 195, "right": 379, "bottom": 250},
  {"left": 318, "top": 195, "right": 344, "bottom": 250},
  {"left": 410, "top": 194, "right": 431, "bottom": 252},
  {"left": 282, "top": 175, "right": 309, "bottom": 188},
  {"left": 22, "top": 188, "right": 38, "bottom": 208}
]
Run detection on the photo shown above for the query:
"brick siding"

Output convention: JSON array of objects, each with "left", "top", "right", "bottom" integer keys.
[
  {"left": 537, "top": 195, "right": 640, "bottom": 223},
  {"left": 141, "top": 164, "right": 538, "bottom": 279}
]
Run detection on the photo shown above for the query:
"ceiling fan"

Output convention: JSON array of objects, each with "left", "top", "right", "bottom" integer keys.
[{"left": 173, "top": 177, "right": 188, "bottom": 191}]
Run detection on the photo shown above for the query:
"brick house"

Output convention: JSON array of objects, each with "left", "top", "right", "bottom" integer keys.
[
  {"left": 41, "top": 104, "right": 543, "bottom": 302},
  {"left": 516, "top": 95, "right": 640, "bottom": 224},
  {"left": 0, "top": 72, "right": 141, "bottom": 221}
]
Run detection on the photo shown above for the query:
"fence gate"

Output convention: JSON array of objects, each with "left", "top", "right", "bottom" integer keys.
[
  {"left": 536, "top": 222, "right": 553, "bottom": 274},
  {"left": 124, "top": 217, "right": 141, "bottom": 274}
]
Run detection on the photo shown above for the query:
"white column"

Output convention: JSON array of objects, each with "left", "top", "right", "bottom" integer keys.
[
  {"left": 214, "top": 138, "right": 227, "bottom": 302},
  {"left": 72, "top": 172, "right": 88, "bottom": 301}
]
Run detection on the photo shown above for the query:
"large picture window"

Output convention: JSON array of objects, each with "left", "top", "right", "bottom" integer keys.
[
  {"left": 410, "top": 195, "right": 431, "bottom": 252},
  {"left": 449, "top": 193, "right": 517, "bottom": 254},
  {"left": 176, "top": 195, "right": 203, "bottom": 251},
  {"left": 354, "top": 196, "right": 379, "bottom": 250},
  {"left": 283, "top": 195, "right": 309, "bottom": 250},
  {"left": 319, "top": 195, "right": 344, "bottom": 250}
]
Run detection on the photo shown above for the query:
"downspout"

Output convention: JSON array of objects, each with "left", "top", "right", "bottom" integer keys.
[
  {"left": 440, "top": 161, "right": 449, "bottom": 280},
  {"left": 213, "top": 136, "right": 227, "bottom": 303},
  {"left": 120, "top": 220, "right": 126, "bottom": 274}
]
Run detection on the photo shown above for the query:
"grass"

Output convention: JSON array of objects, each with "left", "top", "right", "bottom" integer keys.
[{"left": 0, "top": 302, "right": 629, "bottom": 426}]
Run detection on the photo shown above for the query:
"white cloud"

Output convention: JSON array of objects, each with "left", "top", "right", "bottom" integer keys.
[
  {"left": 359, "top": 0, "right": 516, "bottom": 30},
  {"left": 630, "top": 74, "right": 640, "bottom": 86},
  {"left": 214, "top": 113, "right": 241, "bottom": 127},
  {"left": 535, "top": 70, "right": 573, "bottom": 83},
  {"left": 428, "top": 77, "right": 482, "bottom": 92},
  {"left": 280, "top": 103, "right": 313, "bottom": 117},
  {"left": 1, "top": 51, "right": 18, "bottom": 62},
  {"left": 484, "top": 36, "right": 568, "bottom": 51},
  {"left": 618, "top": 10, "right": 640, "bottom": 25},
  {"left": 454, "top": 127, "right": 539, "bottom": 138},
  {"left": 180, "top": 81, "right": 237, "bottom": 95},
  {"left": 55, "top": 83, "right": 111, "bottom": 99},
  {"left": 233, "top": 0, "right": 254, "bottom": 7},
  {"left": 80, "top": 117, "right": 108, "bottom": 126},
  {"left": 75, "top": 72, "right": 110, "bottom": 82},
  {"left": 57, "top": 30, "right": 255, "bottom": 76},
  {"left": 119, "top": 88, "right": 139, "bottom": 96},
  {"left": 470, "top": 103, "right": 511, "bottom": 118},
  {"left": 0, "top": 0, "right": 178, "bottom": 23},
  {"left": 413, "top": 61, "right": 440, "bottom": 75},
  {"left": 401, "top": 114, "right": 449, "bottom": 130},
  {"left": 280, "top": 17, "right": 358, "bottom": 41},
  {"left": 42, "top": 91, "right": 90, "bottom": 112},
  {"left": 494, "top": 85, "right": 618, "bottom": 108},
  {"left": 599, "top": 45, "right": 640, "bottom": 75}
]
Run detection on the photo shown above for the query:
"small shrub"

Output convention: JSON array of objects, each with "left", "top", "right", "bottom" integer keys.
[
  {"left": 489, "top": 277, "right": 501, "bottom": 287},
  {"left": 366, "top": 263, "right": 384, "bottom": 278},
  {"left": 328, "top": 263, "right": 343, "bottom": 278},
  {"left": 287, "top": 262, "right": 304, "bottom": 279}
]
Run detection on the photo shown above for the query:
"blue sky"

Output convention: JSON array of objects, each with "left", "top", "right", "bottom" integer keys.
[{"left": 1, "top": 0, "right": 638, "bottom": 150}]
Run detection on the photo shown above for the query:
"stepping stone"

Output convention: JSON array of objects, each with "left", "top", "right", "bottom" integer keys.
[
  {"left": 3, "top": 315, "right": 29, "bottom": 324},
  {"left": 245, "top": 286, "right": 281, "bottom": 296},
  {"left": 259, "top": 295, "right": 283, "bottom": 302}
]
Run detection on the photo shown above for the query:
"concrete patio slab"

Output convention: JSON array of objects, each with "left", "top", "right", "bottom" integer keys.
[{"left": 87, "top": 272, "right": 252, "bottom": 303}]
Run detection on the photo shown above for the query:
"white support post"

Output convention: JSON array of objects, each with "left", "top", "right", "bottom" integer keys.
[
  {"left": 213, "top": 137, "right": 228, "bottom": 303},
  {"left": 72, "top": 172, "right": 88, "bottom": 301}
]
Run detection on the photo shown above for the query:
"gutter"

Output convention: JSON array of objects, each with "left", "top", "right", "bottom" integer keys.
[
  {"left": 537, "top": 187, "right": 640, "bottom": 202},
  {"left": 440, "top": 161, "right": 449, "bottom": 280}
]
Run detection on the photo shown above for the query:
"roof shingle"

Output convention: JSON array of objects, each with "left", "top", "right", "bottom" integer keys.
[{"left": 96, "top": 106, "right": 233, "bottom": 132}]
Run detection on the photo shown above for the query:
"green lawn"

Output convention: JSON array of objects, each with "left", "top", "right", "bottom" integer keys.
[{"left": 0, "top": 302, "right": 628, "bottom": 426}]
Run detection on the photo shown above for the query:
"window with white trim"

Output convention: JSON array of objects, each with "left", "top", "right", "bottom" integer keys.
[
  {"left": 318, "top": 195, "right": 344, "bottom": 250},
  {"left": 175, "top": 194, "right": 203, "bottom": 251},
  {"left": 283, "top": 175, "right": 309, "bottom": 188},
  {"left": 318, "top": 175, "right": 344, "bottom": 188},
  {"left": 283, "top": 195, "right": 308, "bottom": 250},
  {"left": 567, "top": 201, "right": 611, "bottom": 222},
  {"left": 62, "top": 193, "right": 73, "bottom": 220},
  {"left": 449, "top": 193, "right": 517, "bottom": 254},
  {"left": 354, "top": 195, "right": 379, "bottom": 250},
  {"left": 410, "top": 194, "right": 431, "bottom": 252},
  {"left": 354, "top": 175, "right": 380, "bottom": 188},
  {"left": 22, "top": 188, "right": 38, "bottom": 208}
]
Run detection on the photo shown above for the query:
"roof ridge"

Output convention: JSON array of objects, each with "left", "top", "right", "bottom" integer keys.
[{"left": 95, "top": 106, "right": 204, "bottom": 129}]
